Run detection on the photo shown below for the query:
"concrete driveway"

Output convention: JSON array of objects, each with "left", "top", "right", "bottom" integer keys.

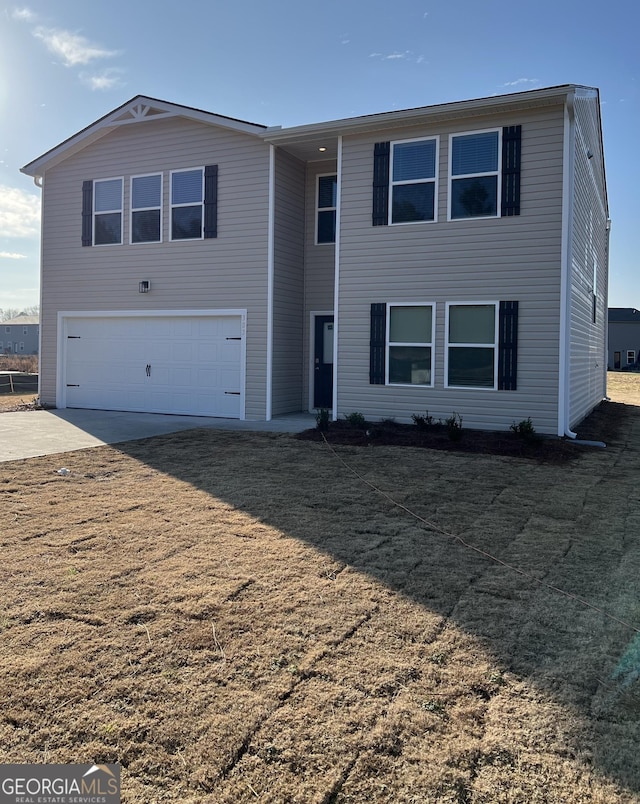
[{"left": 0, "top": 408, "right": 315, "bottom": 463}]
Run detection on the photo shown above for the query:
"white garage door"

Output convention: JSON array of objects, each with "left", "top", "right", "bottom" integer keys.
[{"left": 63, "top": 314, "right": 244, "bottom": 418}]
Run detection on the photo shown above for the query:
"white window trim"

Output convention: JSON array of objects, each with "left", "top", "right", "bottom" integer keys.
[
  {"left": 445, "top": 301, "right": 499, "bottom": 390},
  {"left": 448, "top": 128, "right": 502, "bottom": 222},
  {"left": 93, "top": 176, "right": 124, "bottom": 246},
  {"left": 130, "top": 173, "right": 163, "bottom": 245},
  {"left": 385, "top": 302, "right": 436, "bottom": 387},
  {"left": 315, "top": 173, "right": 337, "bottom": 245},
  {"left": 627, "top": 350, "right": 636, "bottom": 365},
  {"left": 389, "top": 136, "right": 439, "bottom": 225},
  {"left": 170, "top": 167, "right": 205, "bottom": 242}
]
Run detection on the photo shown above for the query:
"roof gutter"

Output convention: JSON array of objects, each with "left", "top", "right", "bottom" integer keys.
[{"left": 558, "top": 91, "right": 577, "bottom": 438}]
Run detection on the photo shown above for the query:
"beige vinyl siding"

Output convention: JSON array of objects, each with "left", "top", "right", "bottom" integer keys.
[
  {"left": 272, "top": 149, "right": 305, "bottom": 415},
  {"left": 39, "top": 117, "right": 270, "bottom": 418},
  {"left": 336, "top": 105, "right": 566, "bottom": 433},
  {"left": 568, "top": 91, "right": 608, "bottom": 428},
  {"left": 303, "top": 161, "right": 336, "bottom": 409}
]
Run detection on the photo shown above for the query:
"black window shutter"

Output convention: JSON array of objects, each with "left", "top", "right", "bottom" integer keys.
[
  {"left": 370, "top": 303, "right": 387, "bottom": 384},
  {"left": 81, "top": 180, "right": 93, "bottom": 246},
  {"left": 204, "top": 164, "right": 218, "bottom": 238},
  {"left": 501, "top": 125, "right": 521, "bottom": 217},
  {"left": 498, "top": 301, "right": 518, "bottom": 390},
  {"left": 372, "top": 142, "right": 390, "bottom": 226}
]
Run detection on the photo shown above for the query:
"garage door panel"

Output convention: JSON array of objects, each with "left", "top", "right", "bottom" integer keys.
[{"left": 64, "top": 315, "right": 243, "bottom": 418}]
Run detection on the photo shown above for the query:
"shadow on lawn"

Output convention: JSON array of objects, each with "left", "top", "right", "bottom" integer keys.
[{"left": 114, "top": 399, "right": 640, "bottom": 796}]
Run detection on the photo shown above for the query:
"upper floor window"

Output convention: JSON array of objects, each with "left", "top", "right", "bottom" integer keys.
[
  {"left": 131, "top": 174, "right": 162, "bottom": 243},
  {"left": 171, "top": 168, "right": 204, "bottom": 240},
  {"left": 449, "top": 130, "right": 500, "bottom": 219},
  {"left": 94, "top": 178, "right": 123, "bottom": 245},
  {"left": 23, "top": 327, "right": 28, "bottom": 335},
  {"left": 316, "top": 174, "right": 337, "bottom": 244},
  {"left": 446, "top": 302, "right": 498, "bottom": 388},
  {"left": 387, "top": 304, "right": 434, "bottom": 386},
  {"left": 390, "top": 138, "right": 437, "bottom": 224}
]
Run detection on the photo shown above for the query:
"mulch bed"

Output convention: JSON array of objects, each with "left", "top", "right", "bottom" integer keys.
[{"left": 297, "top": 400, "right": 632, "bottom": 462}]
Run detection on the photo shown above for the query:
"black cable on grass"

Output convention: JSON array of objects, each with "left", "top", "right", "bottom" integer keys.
[{"left": 321, "top": 433, "right": 640, "bottom": 636}]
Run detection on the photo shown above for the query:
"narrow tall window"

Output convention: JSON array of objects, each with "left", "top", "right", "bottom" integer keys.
[
  {"left": 171, "top": 168, "right": 204, "bottom": 240},
  {"left": 93, "top": 178, "right": 123, "bottom": 245},
  {"left": 390, "top": 138, "right": 437, "bottom": 223},
  {"left": 446, "top": 303, "right": 497, "bottom": 388},
  {"left": 450, "top": 131, "right": 500, "bottom": 219},
  {"left": 316, "top": 174, "right": 337, "bottom": 244},
  {"left": 131, "top": 174, "right": 162, "bottom": 243}
]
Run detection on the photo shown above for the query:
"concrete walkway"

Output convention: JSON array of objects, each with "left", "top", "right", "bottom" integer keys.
[{"left": 0, "top": 408, "right": 315, "bottom": 463}]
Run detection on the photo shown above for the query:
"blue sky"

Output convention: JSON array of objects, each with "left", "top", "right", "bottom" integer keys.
[{"left": 0, "top": 0, "right": 638, "bottom": 312}]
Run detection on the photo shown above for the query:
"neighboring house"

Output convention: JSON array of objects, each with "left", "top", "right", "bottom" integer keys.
[
  {"left": 21, "top": 84, "right": 609, "bottom": 435},
  {"left": 608, "top": 308, "right": 640, "bottom": 369},
  {"left": 0, "top": 315, "right": 39, "bottom": 355}
]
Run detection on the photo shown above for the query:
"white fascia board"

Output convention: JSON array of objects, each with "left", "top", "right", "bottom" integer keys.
[
  {"left": 264, "top": 85, "right": 581, "bottom": 146},
  {"left": 21, "top": 95, "right": 266, "bottom": 178}
]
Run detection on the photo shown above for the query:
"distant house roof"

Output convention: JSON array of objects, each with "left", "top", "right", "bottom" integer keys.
[
  {"left": 609, "top": 308, "right": 640, "bottom": 322},
  {"left": 2, "top": 315, "right": 39, "bottom": 326}
]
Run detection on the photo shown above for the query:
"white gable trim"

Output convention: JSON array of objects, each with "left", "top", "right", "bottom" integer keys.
[{"left": 21, "top": 96, "right": 266, "bottom": 178}]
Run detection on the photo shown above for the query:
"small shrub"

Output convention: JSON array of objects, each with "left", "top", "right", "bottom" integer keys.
[
  {"left": 315, "top": 408, "right": 330, "bottom": 431},
  {"left": 412, "top": 411, "right": 434, "bottom": 430},
  {"left": 510, "top": 417, "right": 539, "bottom": 443},
  {"left": 445, "top": 412, "right": 463, "bottom": 441},
  {"left": 344, "top": 411, "right": 367, "bottom": 429}
]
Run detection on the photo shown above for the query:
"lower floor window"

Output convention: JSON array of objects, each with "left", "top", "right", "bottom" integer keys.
[
  {"left": 446, "top": 303, "right": 497, "bottom": 388},
  {"left": 628, "top": 350, "right": 636, "bottom": 365},
  {"left": 387, "top": 304, "right": 434, "bottom": 386}
]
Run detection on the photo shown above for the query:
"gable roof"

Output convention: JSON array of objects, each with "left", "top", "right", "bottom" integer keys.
[
  {"left": 609, "top": 308, "right": 640, "bottom": 322},
  {"left": 2, "top": 315, "right": 39, "bottom": 326},
  {"left": 21, "top": 96, "right": 267, "bottom": 177}
]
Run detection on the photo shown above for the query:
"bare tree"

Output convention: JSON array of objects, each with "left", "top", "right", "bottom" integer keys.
[{"left": 0, "top": 305, "right": 39, "bottom": 321}]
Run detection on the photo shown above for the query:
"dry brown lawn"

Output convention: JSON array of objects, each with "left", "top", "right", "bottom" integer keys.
[{"left": 1, "top": 374, "right": 640, "bottom": 803}]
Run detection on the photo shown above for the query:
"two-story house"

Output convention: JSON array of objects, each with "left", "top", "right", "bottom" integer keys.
[
  {"left": 1, "top": 315, "right": 39, "bottom": 355},
  {"left": 21, "top": 84, "right": 608, "bottom": 435},
  {"left": 608, "top": 308, "right": 640, "bottom": 369}
]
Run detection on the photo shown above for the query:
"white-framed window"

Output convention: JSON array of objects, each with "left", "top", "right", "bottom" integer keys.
[
  {"left": 19, "top": 342, "right": 24, "bottom": 351},
  {"left": 627, "top": 350, "right": 636, "bottom": 365},
  {"left": 445, "top": 302, "right": 498, "bottom": 389},
  {"left": 449, "top": 129, "right": 501, "bottom": 220},
  {"left": 93, "top": 177, "right": 123, "bottom": 245},
  {"left": 23, "top": 327, "right": 28, "bottom": 335},
  {"left": 316, "top": 174, "right": 337, "bottom": 244},
  {"left": 171, "top": 168, "right": 204, "bottom": 240},
  {"left": 131, "top": 173, "right": 162, "bottom": 243},
  {"left": 4, "top": 326, "right": 9, "bottom": 334},
  {"left": 386, "top": 303, "right": 435, "bottom": 386},
  {"left": 390, "top": 137, "right": 438, "bottom": 224}
]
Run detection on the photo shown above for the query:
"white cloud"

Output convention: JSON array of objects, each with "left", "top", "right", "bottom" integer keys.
[
  {"left": 81, "top": 68, "right": 124, "bottom": 91},
  {"left": 33, "top": 26, "right": 118, "bottom": 67},
  {"left": 0, "top": 186, "right": 41, "bottom": 238},
  {"left": 11, "top": 7, "right": 36, "bottom": 22},
  {"left": 0, "top": 252, "right": 28, "bottom": 259},
  {"left": 502, "top": 78, "right": 540, "bottom": 87},
  {"left": 369, "top": 50, "right": 419, "bottom": 62}
]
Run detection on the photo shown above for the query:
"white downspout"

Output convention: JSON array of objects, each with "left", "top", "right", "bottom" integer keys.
[
  {"left": 558, "top": 93, "right": 577, "bottom": 438},
  {"left": 34, "top": 175, "right": 44, "bottom": 403},
  {"left": 266, "top": 144, "right": 275, "bottom": 420},
  {"left": 331, "top": 135, "right": 343, "bottom": 420}
]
